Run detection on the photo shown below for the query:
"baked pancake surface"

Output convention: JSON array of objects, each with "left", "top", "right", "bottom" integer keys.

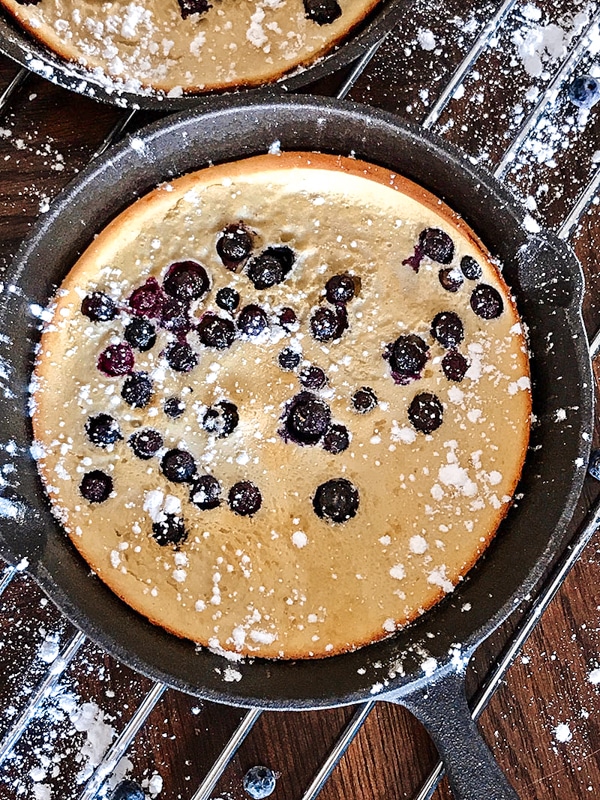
[
  {"left": 0, "top": 0, "right": 380, "bottom": 94},
  {"left": 32, "top": 152, "right": 531, "bottom": 659}
]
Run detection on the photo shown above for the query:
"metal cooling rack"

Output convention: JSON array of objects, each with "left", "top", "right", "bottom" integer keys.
[{"left": 1, "top": 1, "right": 600, "bottom": 797}]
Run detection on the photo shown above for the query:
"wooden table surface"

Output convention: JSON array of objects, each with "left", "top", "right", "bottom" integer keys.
[{"left": 1, "top": 1, "right": 600, "bottom": 798}]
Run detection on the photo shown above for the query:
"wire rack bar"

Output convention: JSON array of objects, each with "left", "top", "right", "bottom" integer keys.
[
  {"left": 0, "top": 564, "right": 16, "bottom": 598},
  {"left": 188, "top": 708, "right": 262, "bottom": 800},
  {"left": 422, "top": 0, "right": 520, "bottom": 129},
  {"left": 0, "top": 629, "right": 86, "bottom": 766},
  {"left": 0, "top": 67, "right": 28, "bottom": 116},
  {"left": 558, "top": 166, "right": 600, "bottom": 241},
  {"left": 92, "top": 109, "right": 138, "bottom": 160},
  {"left": 77, "top": 681, "right": 167, "bottom": 800},
  {"left": 300, "top": 701, "right": 375, "bottom": 800},
  {"left": 335, "top": 36, "right": 387, "bottom": 101},
  {"left": 495, "top": 12, "right": 600, "bottom": 178}
]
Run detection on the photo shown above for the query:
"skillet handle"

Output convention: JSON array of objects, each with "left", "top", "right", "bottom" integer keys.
[{"left": 389, "top": 669, "right": 519, "bottom": 800}]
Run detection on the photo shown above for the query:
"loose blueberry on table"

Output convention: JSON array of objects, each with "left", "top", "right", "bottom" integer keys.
[
  {"left": 109, "top": 778, "right": 145, "bottom": 800},
  {"left": 243, "top": 765, "right": 277, "bottom": 799},
  {"left": 567, "top": 74, "right": 600, "bottom": 109}
]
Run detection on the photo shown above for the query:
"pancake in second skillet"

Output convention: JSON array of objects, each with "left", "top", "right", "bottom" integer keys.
[{"left": 32, "top": 152, "right": 531, "bottom": 659}]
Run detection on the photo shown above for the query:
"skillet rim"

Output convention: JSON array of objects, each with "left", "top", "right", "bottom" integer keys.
[{"left": 0, "top": 94, "right": 592, "bottom": 708}]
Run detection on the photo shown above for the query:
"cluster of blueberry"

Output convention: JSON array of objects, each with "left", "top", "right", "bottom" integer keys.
[
  {"left": 382, "top": 227, "right": 505, "bottom": 433},
  {"left": 177, "top": 0, "right": 342, "bottom": 26}
]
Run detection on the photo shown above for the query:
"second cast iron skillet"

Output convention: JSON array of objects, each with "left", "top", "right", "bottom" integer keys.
[
  {"left": 0, "top": 0, "right": 405, "bottom": 110},
  {"left": 0, "top": 96, "right": 592, "bottom": 799}
]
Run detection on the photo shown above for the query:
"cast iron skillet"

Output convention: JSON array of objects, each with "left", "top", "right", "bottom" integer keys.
[
  {"left": 0, "top": 0, "right": 404, "bottom": 110},
  {"left": 0, "top": 95, "right": 592, "bottom": 800}
]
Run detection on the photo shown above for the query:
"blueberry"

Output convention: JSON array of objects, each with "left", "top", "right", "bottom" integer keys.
[
  {"left": 163, "top": 260, "right": 209, "bottom": 301},
  {"left": 164, "top": 341, "right": 198, "bottom": 373},
  {"left": 352, "top": 387, "right": 377, "bottom": 413},
  {"left": 164, "top": 397, "right": 185, "bottom": 418},
  {"left": 198, "top": 314, "right": 236, "bottom": 349},
  {"left": 121, "top": 372, "right": 153, "bottom": 408},
  {"left": 124, "top": 317, "right": 157, "bottom": 351},
  {"left": 442, "top": 350, "right": 469, "bottom": 382},
  {"left": 216, "top": 287, "right": 240, "bottom": 313},
  {"left": 408, "top": 392, "right": 444, "bottom": 434},
  {"left": 325, "top": 273, "right": 356, "bottom": 304},
  {"left": 303, "top": 0, "right": 341, "bottom": 25},
  {"left": 310, "top": 306, "right": 346, "bottom": 342},
  {"left": 108, "top": 778, "right": 145, "bottom": 800},
  {"left": 81, "top": 291, "right": 117, "bottom": 322},
  {"left": 190, "top": 474, "right": 222, "bottom": 510},
  {"left": 202, "top": 401, "right": 239, "bottom": 438},
  {"left": 285, "top": 392, "right": 331, "bottom": 445},
  {"left": 431, "top": 311, "right": 464, "bottom": 348},
  {"left": 97, "top": 343, "right": 135, "bottom": 376},
  {"left": 160, "top": 296, "right": 191, "bottom": 334},
  {"left": 129, "top": 428, "right": 163, "bottom": 459},
  {"left": 439, "top": 268, "right": 464, "bottom": 293},
  {"left": 419, "top": 228, "right": 455, "bottom": 264},
  {"left": 237, "top": 305, "right": 268, "bottom": 337},
  {"left": 85, "top": 414, "right": 122, "bottom": 447},
  {"left": 278, "top": 307, "right": 297, "bottom": 329},
  {"left": 217, "top": 224, "right": 253, "bottom": 266},
  {"left": 460, "top": 255, "right": 482, "bottom": 281},
  {"left": 470, "top": 284, "right": 504, "bottom": 319},
  {"left": 80, "top": 470, "right": 113, "bottom": 503},
  {"left": 588, "top": 449, "right": 600, "bottom": 481},
  {"left": 322, "top": 424, "right": 350, "bottom": 454},
  {"left": 229, "top": 481, "right": 262, "bottom": 516},
  {"left": 177, "top": 0, "right": 211, "bottom": 19},
  {"left": 243, "top": 765, "right": 277, "bottom": 799},
  {"left": 152, "top": 514, "right": 188, "bottom": 546},
  {"left": 568, "top": 74, "right": 600, "bottom": 109},
  {"left": 313, "top": 478, "right": 359, "bottom": 523},
  {"left": 128, "top": 277, "right": 163, "bottom": 318},
  {"left": 247, "top": 247, "right": 295, "bottom": 290},
  {"left": 388, "top": 334, "right": 429, "bottom": 382},
  {"left": 161, "top": 449, "right": 196, "bottom": 483},
  {"left": 299, "top": 365, "right": 327, "bottom": 390},
  {"left": 278, "top": 348, "right": 301, "bottom": 371}
]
